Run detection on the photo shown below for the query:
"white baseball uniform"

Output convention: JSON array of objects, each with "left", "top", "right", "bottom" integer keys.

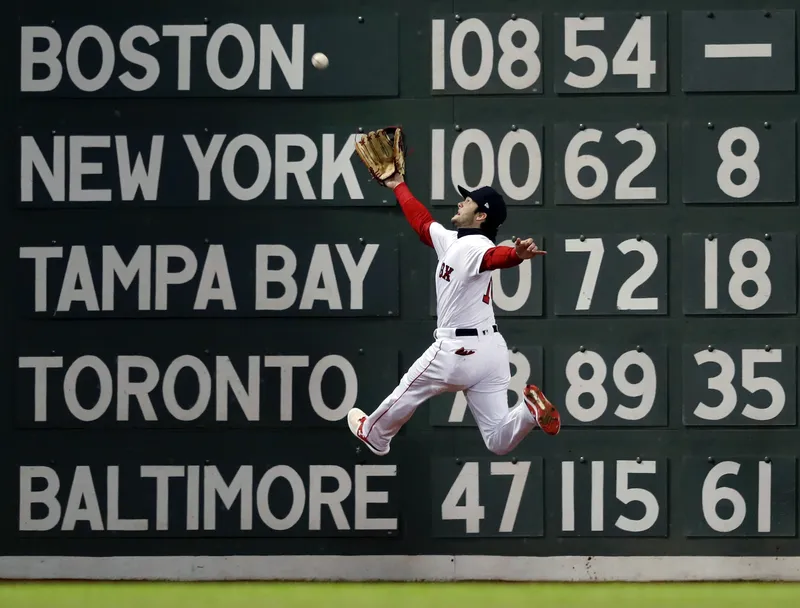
[{"left": 359, "top": 220, "right": 538, "bottom": 455}]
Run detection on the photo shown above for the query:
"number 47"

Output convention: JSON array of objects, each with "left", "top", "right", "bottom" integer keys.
[
  {"left": 442, "top": 461, "right": 531, "bottom": 534},
  {"left": 564, "top": 16, "right": 656, "bottom": 89}
]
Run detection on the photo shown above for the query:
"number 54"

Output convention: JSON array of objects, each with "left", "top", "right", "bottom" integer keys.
[{"left": 564, "top": 16, "right": 656, "bottom": 89}]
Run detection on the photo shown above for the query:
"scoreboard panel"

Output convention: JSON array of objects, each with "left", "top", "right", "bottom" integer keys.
[
  {"left": 681, "top": 344, "right": 797, "bottom": 426},
  {"left": 551, "top": 345, "right": 668, "bottom": 427},
  {"left": 681, "top": 10, "right": 796, "bottom": 92},
  {"left": 681, "top": 232, "right": 797, "bottom": 315},
  {"left": 553, "top": 122, "right": 668, "bottom": 205},
  {"left": 559, "top": 458, "right": 669, "bottom": 537},
  {"left": 431, "top": 13, "right": 544, "bottom": 95},
  {"left": 681, "top": 457, "right": 796, "bottom": 537},
  {"left": 429, "top": 123, "right": 543, "bottom": 206},
  {"left": 11, "top": 0, "right": 800, "bottom": 580},
  {"left": 431, "top": 456, "right": 544, "bottom": 537},
  {"left": 552, "top": 233, "right": 668, "bottom": 316},
  {"left": 681, "top": 120, "right": 796, "bottom": 204},
  {"left": 553, "top": 11, "right": 668, "bottom": 94}
]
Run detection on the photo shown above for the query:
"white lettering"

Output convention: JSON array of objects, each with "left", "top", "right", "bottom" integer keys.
[
  {"left": 20, "top": 136, "right": 65, "bottom": 202},
  {"left": 57, "top": 245, "right": 99, "bottom": 312},
  {"left": 18, "top": 464, "right": 397, "bottom": 533},
  {"left": 61, "top": 466, "right": 104, "bottom": 531},
  {"left": 255, "top": 244, "right": 298, "bottom": 310},
  {"left": 63, "top": 355, "right": 113, "bottom": 422},
  {"left": 69, "top": 135, "right": 112, "bottom": 202},
  {"left": 20, "top": 27, "right": 63, "bottom": 92},
  {"left": 18, "top": 356, "right": 62, "bottom": 422},
  {"left": 21, "top": 353, "right": 365, "bottom": 425},
  {"left": 102, "top": 246, "right": 151, "bottom": 311},
  {"left": 259, "top": 24, "right": 304, "bottom": 90},
  {"left": 23, "top": 243, "right": 378, "bottom": 313},
  {"left": 154, "top": 245, "right": 198, "bottom": 310},
  {"left": 19, "top": 246, "right": 63, "bottom": 312},
  {"left": 275, "top": 134, "right": 317, "bottom": 199},
  {"left": 141, "top": 465, "right": 184, "bottom": 531},
  {"left": 309, "top": 465, "right": 351, "bottom": 531},
  {"left": 308, "top": 355, "right": 357, "bottom": 421},
  {"left": 115, "top": 135, "right": 164, "bottom": 200},
  {"left": 204, "top": 465, "right": 253, "bottom": 530},
  {"left": 162, "top": 355, "right": 212, "bottom": 421},
  {"left": 220, "top": 134, "right": 272, "bottom": 201},
  {"left": 118, "top": 26, "right": 160, "bottom": 91},
  {"left": 355, "top": 465, "right": 398, "bottom": 530},
  {"left": 20, "top": 23, "right": 306, "bottom": 94},
  {"left": 207, "top": 25, "right": 255, "bottom": 91},
  {"left": 162, "top": 25, "right": 207, "bottom": 90},
  {"left": 18, "top": 466, "right": 61, "bottom": 531},
  {"left": 65, "top": 26, "right": 115, "bottom": 92},
  {"left": 107, "top": 466, "right": 148, "bottom": 531}
]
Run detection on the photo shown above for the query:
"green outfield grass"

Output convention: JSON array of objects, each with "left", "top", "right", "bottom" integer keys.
[{"left": 1, "top": 582, "right": 799, "bottom": 608}]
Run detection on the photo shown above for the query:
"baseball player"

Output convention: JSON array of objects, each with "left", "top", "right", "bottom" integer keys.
[{"left": 347, "top": 170, "right": 561, "bottom": 457}]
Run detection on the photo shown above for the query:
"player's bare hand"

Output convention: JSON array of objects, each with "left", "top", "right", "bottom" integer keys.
[
  {"left": 513, "top": 237, "right": 546, "bottom": 260},
  {"left": 383, "top": 172, "right": 405, "bottom": 190}
]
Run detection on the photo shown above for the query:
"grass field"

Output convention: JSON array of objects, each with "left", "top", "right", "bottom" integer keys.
[{"left": 1, "top": 582, "right": 800, "bottom": 608}]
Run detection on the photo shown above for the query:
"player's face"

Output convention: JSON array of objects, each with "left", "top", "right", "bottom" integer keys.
[{"left": 451, "top": 198, "right": 484, "bottom": 228}]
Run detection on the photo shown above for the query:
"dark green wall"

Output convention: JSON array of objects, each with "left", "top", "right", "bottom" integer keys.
[{"left": 4, "top": 0, "right": 800, "bottom": 568}]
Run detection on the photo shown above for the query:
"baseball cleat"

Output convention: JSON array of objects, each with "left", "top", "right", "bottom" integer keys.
[
  {"left": 347, "top": 408, "right": 390, "bottom": 456},
  {"left": 523, "top": 385, "right": 561, "bottom": 436}
]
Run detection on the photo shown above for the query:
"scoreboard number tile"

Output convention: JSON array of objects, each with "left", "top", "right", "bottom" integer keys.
[
  {"left": 559, "top": 458, "right": 668, "bottom": 536},
  {"left": 682, "top": 232, "right": 797, "bottom": 315},
  {"left": 554, "top": 233, "right": 668, "bottom": 316},
  {"left": 429, "top": 345, "right": 543, "bottom": 427},
  {"left": 682, "top": 120, "right": 796, "bottom": 204},
  {"left": 681, "top": 10, "right": 796, "bottom": 93},
  {"left": 552, "top": 345, "right": 668, "bottom": 427},
  {"left": 682, "top": 457, "right": 796, "bottom": 537},
  {"left": 431, "top": 456, "right": 544, "bottom": 537},
  {"left": 430, "top": 124, "right": 543, "bottom": 206},
  {"left": 554, "top": 122, "right": 668, "bottom": 205},
  {"left": 681, "top": 344, "right": 797, "bottom": 426},
  {"left": 554, "top": 11, "right": 667, "bottom": 94},
  {"left": 431, "top": 13, "right": 543, "bottom": 95}
]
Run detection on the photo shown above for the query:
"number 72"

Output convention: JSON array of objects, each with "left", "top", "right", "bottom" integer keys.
[{"left": 565, "top": 237, "right": 659, "bottom": 311}]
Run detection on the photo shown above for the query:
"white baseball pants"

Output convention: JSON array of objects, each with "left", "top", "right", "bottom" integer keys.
[{"left": 361, "top": 323, "right": 537, "bottom": 454}]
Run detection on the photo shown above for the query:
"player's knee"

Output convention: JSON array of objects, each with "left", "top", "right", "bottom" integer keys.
[{"left": 484, "top": 433, "right": 512, "bottom": 456}]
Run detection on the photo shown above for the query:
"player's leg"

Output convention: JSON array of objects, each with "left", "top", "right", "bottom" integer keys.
[
  {"left": 347, "top": 340, "right": 451, "bottom": 456},
  {"left": 465, "top": 384, "right": 561, "bottom": 454},
  {"left": 464, "top": 333, "right": 561, "bottom": 454},
  {"left": 464, "top": 388, "right": 538, "bottom": 455}
]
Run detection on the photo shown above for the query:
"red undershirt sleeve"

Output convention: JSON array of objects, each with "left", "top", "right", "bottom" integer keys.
[
  {"left": 480, "top": 246, "right": 523, "bottom": 272},
  {"left": 394, "top": 183, "right": 434, "bottom": 248}
]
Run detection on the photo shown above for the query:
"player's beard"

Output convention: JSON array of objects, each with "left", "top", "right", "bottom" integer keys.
[{"left": 451, "top": 209, "right": 474, "bottom": 228}]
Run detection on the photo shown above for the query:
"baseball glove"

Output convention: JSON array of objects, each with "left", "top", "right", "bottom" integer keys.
[{"left": 354, "top": 126, "right": 406, "bottom": 185}]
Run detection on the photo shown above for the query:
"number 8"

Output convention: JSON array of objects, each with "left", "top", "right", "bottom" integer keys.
[{"left": 717, "top": 127, "right": 760, "bottom": 199}]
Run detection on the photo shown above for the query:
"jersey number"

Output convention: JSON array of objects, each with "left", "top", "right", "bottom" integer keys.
[{"left": 483, "top": 278, "right": 493, "bottom": 304}]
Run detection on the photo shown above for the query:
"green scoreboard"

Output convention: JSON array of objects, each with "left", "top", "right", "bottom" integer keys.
[{"left": 5, "top": 0, "right": 800, "bottom": 582}]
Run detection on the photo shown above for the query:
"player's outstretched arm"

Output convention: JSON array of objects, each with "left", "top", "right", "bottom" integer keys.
[
  {"left": 479, "top": 237, "right": 545, "bottom": 272},
  {"left": 385, "top": 172, "right": 436, "bottom": 248}
]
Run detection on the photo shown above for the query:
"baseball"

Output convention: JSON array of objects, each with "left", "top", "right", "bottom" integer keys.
[{"left": 311, "top": 52, "right": 329, "bottom": 70}]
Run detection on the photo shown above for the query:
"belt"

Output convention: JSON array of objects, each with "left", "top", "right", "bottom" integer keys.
[{"left": 455, "top": 325, "right": 498, "bottom": 336}]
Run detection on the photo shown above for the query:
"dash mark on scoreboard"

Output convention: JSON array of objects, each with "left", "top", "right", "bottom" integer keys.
[{"left": 704, "top": 43, "right": 772, "bottom": 59}]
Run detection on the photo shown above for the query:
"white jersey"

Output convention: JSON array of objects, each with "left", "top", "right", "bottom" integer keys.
[{"left": 430, "top": 223, "right": 496, "bottom": 329}]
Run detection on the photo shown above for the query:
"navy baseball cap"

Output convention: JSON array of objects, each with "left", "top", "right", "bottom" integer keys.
[{"left": 458, "top": 185, "right": 507, "bottom": 228}]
